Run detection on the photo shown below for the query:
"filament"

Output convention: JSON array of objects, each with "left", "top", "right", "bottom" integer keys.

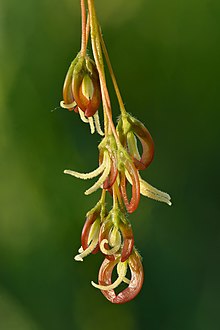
[{"left": 91, "top": 261, "right": 128, "bottom": 290}]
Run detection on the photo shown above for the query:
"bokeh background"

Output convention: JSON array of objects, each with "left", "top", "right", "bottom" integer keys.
[{"left": 0, "top": 0, "right": 220, "bottom": 329}]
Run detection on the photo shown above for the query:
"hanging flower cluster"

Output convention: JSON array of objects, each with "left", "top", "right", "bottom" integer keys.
[{"left": 60, "top": 0, "right": 171, "bottom": 304}]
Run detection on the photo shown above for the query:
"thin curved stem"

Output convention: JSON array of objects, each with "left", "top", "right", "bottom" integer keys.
[
  {"left": 85, "top": 14, "right": 90, "bottom": 48},
  {"left": 80, "top": 0, "right": 87, "bottom": 56},
  {"left": 87, "top": 0, "right": 121, "bottom": 145},
  {"left": 99, "top": 29, "right": 127, "bottom": 116}
]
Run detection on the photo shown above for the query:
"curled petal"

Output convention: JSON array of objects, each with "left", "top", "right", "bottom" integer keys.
[
  {"left": 93, "top": 250, "right": 144, "bottom": 304},
  {"left": 81, "top": 213, "right": 99, "bottom": 251},
  {"left": 120, "top": 160, "right": 140, "bottom": 213},
  {"left": 128, "top": 119, "right": 154, "bottom": 170},
  {"left": 112, "top": 250, "right": 144, "bottom": 304},
  {"left": 119, "top": 220, "right": 134, "bottom": 262}
]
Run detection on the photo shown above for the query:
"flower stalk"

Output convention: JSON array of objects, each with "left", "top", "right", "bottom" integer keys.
[{"left": 60, "top": 0, "right": 171, "bottom": 304}]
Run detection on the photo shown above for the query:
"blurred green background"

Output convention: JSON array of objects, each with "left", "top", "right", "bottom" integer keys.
[{"left": 0, "top": 0, "right": 220, "bottom": 329}]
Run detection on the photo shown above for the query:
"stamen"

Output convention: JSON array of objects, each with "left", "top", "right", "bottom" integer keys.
[
  {"left": 84, "top": 152, "right": 111, "bottom": 195},
  {"left": 64, "top": 156, "right": 106, "bottom": 180},
  {"left": 78, "top": 108, "right": 89, "bottom": 123},
  {"left": 88, "top": 117, "right": 95, "bottom": 134},
  {"left": 60, "top": 100, "right": 77, "bottom": 109},
  {"left": 93, "top": 112, "right": 104, "bottom": 136},
  {"left": 78, "top": 246, "right": 84, "bottom": 253},
  {"left": 122, "top": 277, "right": 130, "bottom": 284},
  {"left": 74, "top": 236, "right": 99, "bottom": 261},
  {"left": 91, "top": 261, "right": 128, "bottom": 290},
  {"left": 140, "top": 179, "right": 172, "bottom": 205},
  {"left": 125, "top": 170, "right": 171, "bottom": 206}
]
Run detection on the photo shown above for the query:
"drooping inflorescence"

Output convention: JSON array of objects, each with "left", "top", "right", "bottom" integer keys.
[{"left": 60, "top": 0, "right": 171, "bottom": 304}]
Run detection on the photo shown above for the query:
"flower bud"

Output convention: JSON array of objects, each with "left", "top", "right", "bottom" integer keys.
[
  {"left": 61, "top": 54, "right": 101, "bottom": 117},
  {"left": 72, "top": 56, "right": 101, "bottom": 117}
]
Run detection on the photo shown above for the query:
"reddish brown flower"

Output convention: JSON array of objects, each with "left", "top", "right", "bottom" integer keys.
[{"left": 92, "top": 250, "right": 144, "bottom": 304}]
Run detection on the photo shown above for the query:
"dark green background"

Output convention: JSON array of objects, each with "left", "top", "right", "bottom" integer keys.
[{"left": 0, "top": 0, "right": 220, "bottom": 329}]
